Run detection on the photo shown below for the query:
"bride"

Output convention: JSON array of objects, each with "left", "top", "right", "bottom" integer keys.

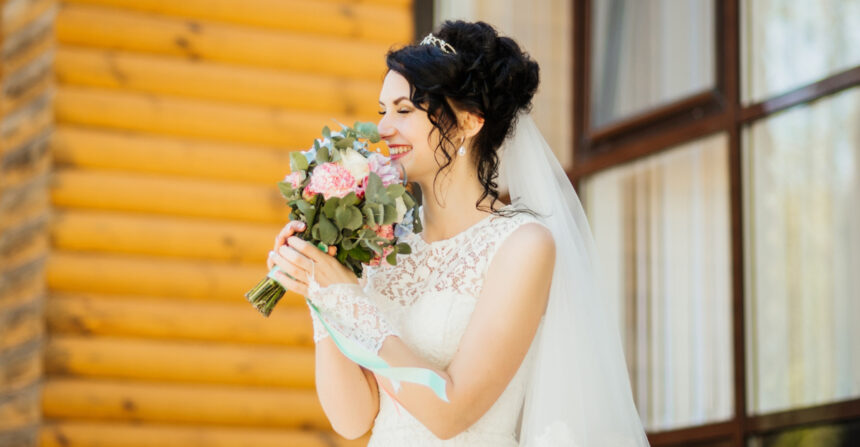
[{"left": 267, "top": 20, "right": 650, "bottom": 447}]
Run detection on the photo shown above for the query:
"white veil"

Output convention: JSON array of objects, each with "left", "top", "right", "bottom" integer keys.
[{"left": 500, "top": 113, "right": 650, "bottom": 447}]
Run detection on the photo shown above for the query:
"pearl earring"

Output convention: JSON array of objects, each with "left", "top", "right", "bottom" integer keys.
[{"left": 458, "top": 145, "right": 466, "bottom": 156}]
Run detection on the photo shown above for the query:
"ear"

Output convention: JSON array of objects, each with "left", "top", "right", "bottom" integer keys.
[{"left": 458, "top": 111, "right": 485, "bottom": 139}]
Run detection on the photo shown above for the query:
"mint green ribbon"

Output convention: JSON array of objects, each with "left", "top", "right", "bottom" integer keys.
[
  {"left": 267, "top": 264, "right": 449, "bottom": 402},
  {"left": 306, "top": 299, "right": 450, "bottom": 403}
]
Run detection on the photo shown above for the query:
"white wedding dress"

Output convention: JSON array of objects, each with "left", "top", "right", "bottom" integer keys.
[{"left": 360, "top": 203, "right": 547, "bottom": 446}]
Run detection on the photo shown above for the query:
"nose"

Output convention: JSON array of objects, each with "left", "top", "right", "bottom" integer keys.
[{"left": 377, "top": 112, "right": 395, "bottom": 141}]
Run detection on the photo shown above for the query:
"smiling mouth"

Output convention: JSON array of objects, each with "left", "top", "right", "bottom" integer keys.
[{"left": 389, "top": 145, "right": 413, "bottom": 158}]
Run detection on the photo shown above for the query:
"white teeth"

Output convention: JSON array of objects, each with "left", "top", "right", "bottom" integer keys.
[{"left": 390, "top": 146, "right": 412, "bottom": 155}]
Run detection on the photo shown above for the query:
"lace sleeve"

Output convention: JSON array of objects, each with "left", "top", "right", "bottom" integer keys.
[{"left": 307, "top": 280, "right": 398, "bottom": 354}]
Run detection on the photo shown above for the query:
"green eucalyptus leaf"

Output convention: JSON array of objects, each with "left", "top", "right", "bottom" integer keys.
[
  {"left": 341, "top": 192, "right": 359, "bottom": 207},
  {"left": 348, "top": 246, "right": 372, "bottom": 263},
  {"left": 318, "top": 215, "right": 338, "bottom": 245},
  {"left": 336, "top": 248, "right": 348, "bottom": 263},
  {"left": 277, "top": 181, "right": 294, "bottom": 198},
  {"left": 386, "top": 184, "right": 406, "bottom": 199},
  {"left": 386, "top": 250, "right": 398, "bottom": 266},
  {"left": 322, "top": 197, "right": 339, "bottom": 219},
  {"left": 362, "top": 204, "right": 376, "bottom": 228},
  {"left": 366, "top": 173, "right": 385, "bottom": 203},
  {"left": 402, "top": 192, "right": 415, "bottom": 209},
  {"left": 382, "top": 204, "right": 397, "bottom": 225},
  {"left": 311, "top": 223, "right": 321, "bottom": 240},
  {"left": 316, "top": 145, "right": 330, "bottom": 164},
  {"left": 289, "top": 152, "right": 308, "bottom": 171},
  {"left": 295, "top": 199, "right": 314, "bottom": 217},
  {"left": 364, "top": 239, "right": 383, "bottom": 255},
  {"left": 346, "top": 206, "right": 363, "bottom": 230},
  {"left": 396, "top": 242, "right": 411, "bottom": 254},
  {"left": 355, "top": 122, "right": 381, "bottom": 143},
  {"left": 335, "top": 206, "right": 350, "bottom": 229},
  {"left": 341, "top": 238, "right": 355, "bottom": 250},
  {"left": 370, "top": 203, "right": 385, "bottom": 225},
  {"left": 322, "top": 126, "right": 331, "bottom": 139}
]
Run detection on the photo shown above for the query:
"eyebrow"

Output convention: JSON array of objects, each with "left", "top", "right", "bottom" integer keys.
[{"left": 378, "top": 96, "right": 410, "bottom": 106}]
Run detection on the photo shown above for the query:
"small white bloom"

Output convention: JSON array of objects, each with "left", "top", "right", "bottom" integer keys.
[
  {"left": 394, "top": 197, "right": 408, "bottom": 223},
  {"left": 339, "top": 148, "right": 370, "bottom": 187}
]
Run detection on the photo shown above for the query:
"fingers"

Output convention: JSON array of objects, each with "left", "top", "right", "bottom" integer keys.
[
  {"left": 287, "top": 236, "right": 330, "bottom": 263},
  {"left": 276, "top": 245, "right": 314, "bottom": 272},
  {"left": 274, "top": 220, "right": 306, "bottom": 251},
  {"left": 269, "top": 250, "right": 311, "bottom": 284},
  {"left": 268, "top": 265, "right": 308, "bottom": 296}
]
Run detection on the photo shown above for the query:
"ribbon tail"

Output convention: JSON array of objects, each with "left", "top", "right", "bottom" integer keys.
[{"left": 308, "top": 299, "right": 449, "bottom": 402}]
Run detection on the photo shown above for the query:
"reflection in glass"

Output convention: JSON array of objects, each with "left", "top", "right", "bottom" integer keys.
[
  {"left": 582, "top": 133, "right": 733, "bottom": 431},
  {"left": 743, "top": 87, "right": 860, "bottom": 415},
  {"left": 590, "top": 0, "right": 715, "bottom": 128},
  {"left": 741, "top": 0, "right": 860, "bottom": 104}
]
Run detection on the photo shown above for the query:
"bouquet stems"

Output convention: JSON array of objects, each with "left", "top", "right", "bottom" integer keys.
[
  {"left": 245, "top": 247, "right": 326, "bottom": 316},
  {"left": 245, "top": 221, "right": 327, "bottom": 317},
  {"left": 245, "top": 268, "right": 288, "bottom": 317}
]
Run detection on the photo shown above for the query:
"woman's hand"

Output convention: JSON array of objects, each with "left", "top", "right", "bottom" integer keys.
[{"left": 267, "top": 220, "right": 359, "bottom": 296}]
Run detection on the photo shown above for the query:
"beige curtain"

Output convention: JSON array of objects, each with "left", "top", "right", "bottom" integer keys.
[
  {"left": 743, "top": 86, "right": 860, "bottom": 415},
  {"left": 741, "top": 0, "right": 860, "bottom": 104},
  {"left": 433, "top": 0, "right": 573, "bottom": 176},
  {"left": 590, "top": 0, "right": 714, "bottom": 128},
  {"left": 582, "top": 133, "right": 734, "bottom": 431}
]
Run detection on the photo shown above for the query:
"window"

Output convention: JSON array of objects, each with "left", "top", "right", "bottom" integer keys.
[
  {"left": 573, "top": 0, "right": 860, "bottom": 445},
  {"left": 583, "top": 133, "right": 733, "bottom": 431}
]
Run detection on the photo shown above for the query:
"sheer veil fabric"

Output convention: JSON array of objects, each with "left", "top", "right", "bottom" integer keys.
[{"left": 500, "top": 114, "right": 650, "bottom": 446}]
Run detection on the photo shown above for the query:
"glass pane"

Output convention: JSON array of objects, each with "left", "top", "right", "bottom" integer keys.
[
  {"left": 743, "top": 87, "right": 860, "bottom": 415},
  {"left": 590, "top": 0, "right": 715, "bottom": 128},
  {"left": 581, "top": 133, "right": 733, "bottom": 431},
  {"left": 747, "top": 419, "right": 860, "bottom": 447},
  {"left": 741, "top": 0, "right": 860, "bottom": 104}
]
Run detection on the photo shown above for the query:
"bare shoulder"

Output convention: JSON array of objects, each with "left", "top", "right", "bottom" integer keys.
[
  {"left": 489, "top": 219, "right": 556, "bottom": 280},
  {"left": 500, "top": 220, "right": 555, "bottom": 259}
]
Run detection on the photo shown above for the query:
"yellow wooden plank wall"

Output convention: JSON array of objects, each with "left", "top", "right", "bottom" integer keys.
[{"left": 42, "top": 1, "right": 411, "bottom": 445}]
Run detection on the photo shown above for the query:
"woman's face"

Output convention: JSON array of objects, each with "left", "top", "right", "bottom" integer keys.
[{"left": 377, "top": 70, "right": 447, "bottom": 185}]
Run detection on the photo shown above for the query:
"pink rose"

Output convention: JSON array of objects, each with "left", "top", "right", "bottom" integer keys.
[
  {"left": 306, "top": 162, "right": 357, "bottom": 200},
  {"left": 283, "top": 171, "right": 306, "bottom": 189},
  {"left": 374, "top": 224, "right": 395, "bottom": 241}
]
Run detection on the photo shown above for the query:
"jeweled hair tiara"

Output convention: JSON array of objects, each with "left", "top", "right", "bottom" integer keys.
[{"left": 420, "top": 33, "right": 457, "bottom": 55}]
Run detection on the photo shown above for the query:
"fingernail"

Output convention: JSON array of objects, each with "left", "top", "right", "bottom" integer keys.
[{"left": 268, "top": 250, "right": 275, "bottom": 258}]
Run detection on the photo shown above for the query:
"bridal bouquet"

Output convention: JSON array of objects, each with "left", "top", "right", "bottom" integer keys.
[{"left": 245, "top": 122, "right": 422, "bottom": 316}]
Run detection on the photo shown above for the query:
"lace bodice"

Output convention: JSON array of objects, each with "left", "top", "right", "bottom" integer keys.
[{"left": 362, "top": 204, "right": 546, "bottom": 446}]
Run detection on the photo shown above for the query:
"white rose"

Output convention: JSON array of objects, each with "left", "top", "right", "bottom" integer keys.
[
  {"left": 394, "top": 196, "right": 408, "bottom": 223},
  {"left": 339, "top": 148, "right": 370, "bottom": 186}
]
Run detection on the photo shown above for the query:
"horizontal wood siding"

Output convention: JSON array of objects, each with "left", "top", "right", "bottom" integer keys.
[{"left": 43, "top": 1, "right": 410, "bottom": 445}]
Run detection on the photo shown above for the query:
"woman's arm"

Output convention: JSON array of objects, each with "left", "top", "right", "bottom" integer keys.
[
  {"left": 268, "top": 221, "right": 379, "bottom": 439},
  {"left": 273, "top": 221, "right": 555, "bottom": 440},
  {"left": 373, "top": 222, "right": 555, "bottom": 439},
  {"left": 313, "top": 338, "right": 379, "bottom": 439}
]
